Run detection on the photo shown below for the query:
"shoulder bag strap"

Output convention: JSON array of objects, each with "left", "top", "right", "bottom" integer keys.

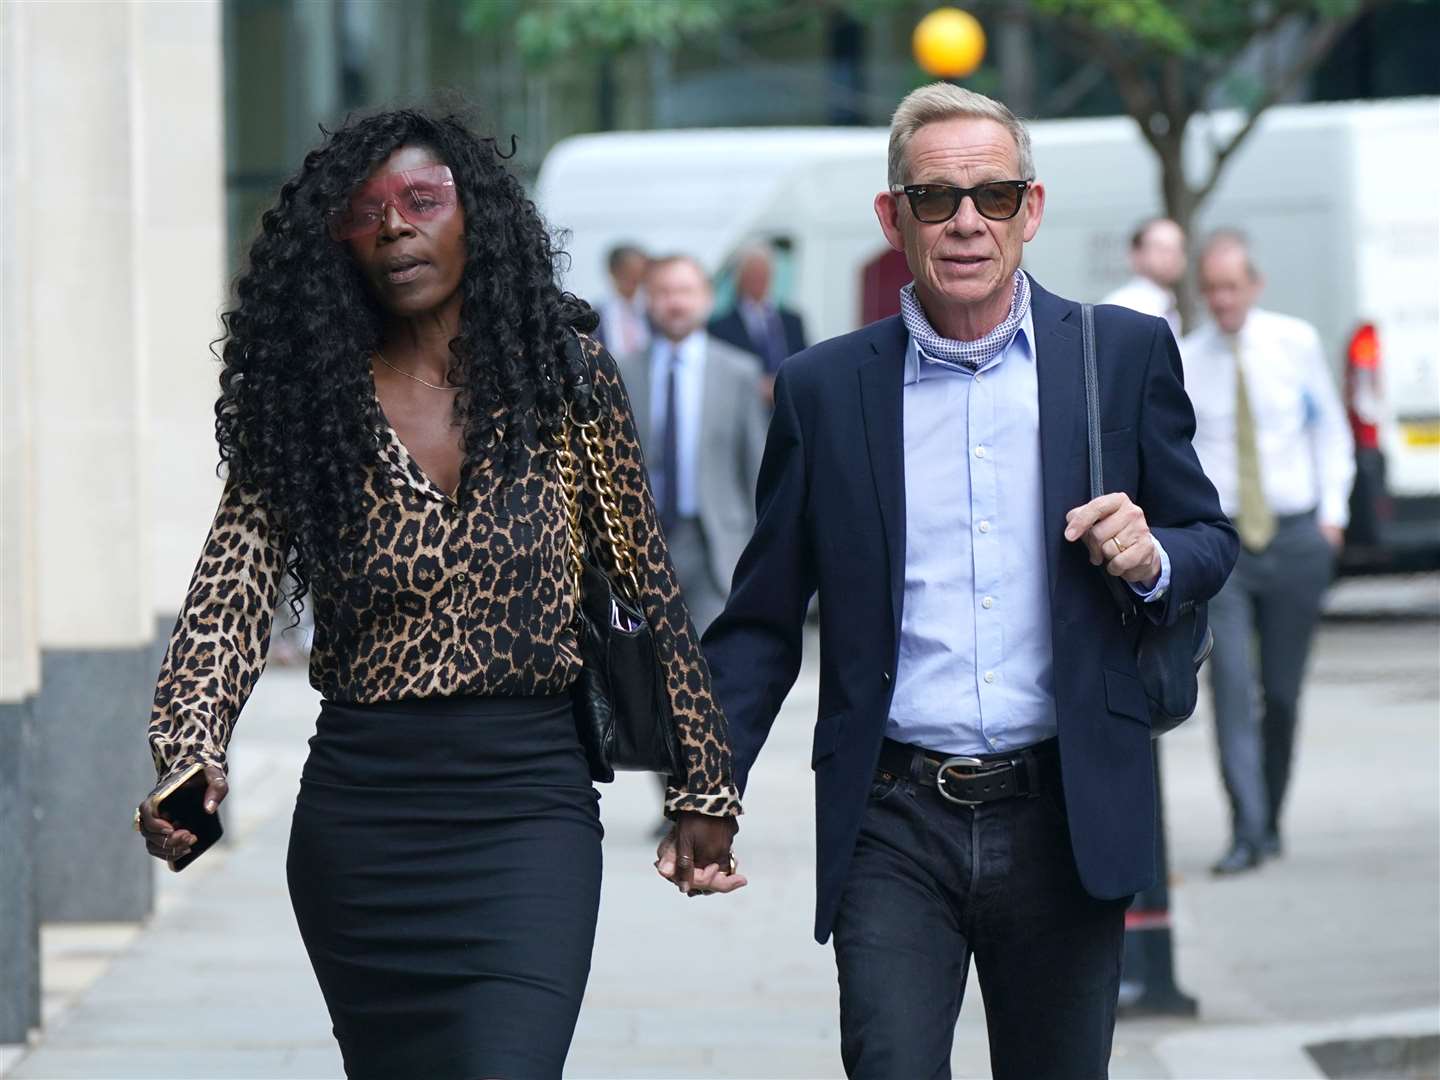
[
  {"left": 1081, "top": 303, "right": 1103, "bottom": 502},
  {"left": 562, "top": 330, "right": 642, "bottom": 601},
  {"left": 1081, "top": 303, "right": 1138, "bottom": 624}
]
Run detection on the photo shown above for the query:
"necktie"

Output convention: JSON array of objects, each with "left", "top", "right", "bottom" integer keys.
[
  {"left": 763, "top": 307, "right": 787, "bottom": 373},
  {"left": 659, "top": 346, "right": 680, "bottom": 530},
  {"left": 1231, "top": 335, "right": 1277, "bottom": 552}
]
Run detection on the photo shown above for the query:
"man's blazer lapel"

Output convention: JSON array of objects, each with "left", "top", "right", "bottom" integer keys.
[
  {"left": 857, "top": 317, "right": 909, "bottom": 634},
  {"left": 1030, "top": 277, "right": 1086, "bottom": 602}
]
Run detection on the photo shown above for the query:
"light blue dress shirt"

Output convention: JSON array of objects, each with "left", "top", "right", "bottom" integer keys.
[
  {"left": 648, "top": 331, "right": 707, "bottom": 519},
  {"left": 888, "top": 314, "right": 1170, "bottom": 756}
]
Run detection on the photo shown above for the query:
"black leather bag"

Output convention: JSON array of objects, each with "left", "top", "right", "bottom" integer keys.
[
  {"left": 559, "top": 358, "right": 683, "bottom": 784},
  {"left": 1082, "top": 303, "right": 1214, "bottom": 736}
]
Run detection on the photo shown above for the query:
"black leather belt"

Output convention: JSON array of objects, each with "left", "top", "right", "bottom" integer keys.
[{"left": 876, "top": 737, "right": 1059, "bottom": 806}]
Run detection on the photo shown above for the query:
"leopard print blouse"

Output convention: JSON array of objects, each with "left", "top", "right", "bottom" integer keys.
[{"left": 148, "top": 333, "right": 741, "bottom": 818}]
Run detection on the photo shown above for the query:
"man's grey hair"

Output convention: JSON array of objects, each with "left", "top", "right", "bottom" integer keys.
[
  {"left": 733, "top": 243, "right": 773, "bottom": 268},
  {"left": 887, "top": 83, "right": 1034, "bottom": 188},
  {"left": 645, "top": 252, "right": 711, "bottom": 284},
  {"left": 1199, "top": 228, "right": 1260, "bottom": 280}
]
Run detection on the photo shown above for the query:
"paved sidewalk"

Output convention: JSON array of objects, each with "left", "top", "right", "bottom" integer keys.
[{"left": 4, "top": 578, "right": 1438, "bottom": 1078}]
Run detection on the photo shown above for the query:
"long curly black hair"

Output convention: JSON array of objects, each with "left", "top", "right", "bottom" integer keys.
[{"left": 215, "top": 107, "right": 596, "bottom": 612}]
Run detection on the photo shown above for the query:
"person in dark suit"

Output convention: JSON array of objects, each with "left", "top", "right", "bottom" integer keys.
[
  {"left": 659, "top": 83, "right": 1237, "bottom": 1077},
  {"left": 708, "top": 245, "right": 807, "bottom": 406}
]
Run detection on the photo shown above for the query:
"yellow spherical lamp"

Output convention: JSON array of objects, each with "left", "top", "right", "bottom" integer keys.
[{"left": 913, "top": 8, "right": 987, "bottom": 80}]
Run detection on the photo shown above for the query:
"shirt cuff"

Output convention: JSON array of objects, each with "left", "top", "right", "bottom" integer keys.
[
  {"left": 664, "top": 784, "right": 743, "bottom": 819},
  {"left": 1128, "top": 536, "right": 1171, "bottom": 603},
  {"left": 149, "top": 739, "right": 227, "bottom": 790},
  {"left": 1320, "top": 494, "right": 1350, "bottom": 532}
]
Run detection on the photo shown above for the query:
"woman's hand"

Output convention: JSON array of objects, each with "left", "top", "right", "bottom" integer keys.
[
  {"left": 135, "top": 765, "right": 228, "bottom": 864},
  {"left": 654, "top": 811, "right": 747, "bottom": 896}
]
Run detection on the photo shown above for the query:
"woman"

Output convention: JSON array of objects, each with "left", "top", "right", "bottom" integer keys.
[{"left": 134, "top": 108, "right": 744, "bottom": 1079}]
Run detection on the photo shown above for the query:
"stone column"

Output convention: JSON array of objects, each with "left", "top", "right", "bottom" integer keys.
[
  {"left": 137, "top": 0, "right": 233, "bottom": 826},
  {"left": 137, "top": 1, "right": 228, "bottom": 640},
  {"left": 27, "top": 1, "right": 156, "bottom": 924},
  {"left": 1, "top": 2, "right": 43, "bottom": 1038}
]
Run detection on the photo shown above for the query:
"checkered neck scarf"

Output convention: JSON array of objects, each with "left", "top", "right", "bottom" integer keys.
[{"left": 900, "top": 270, "right": 1031, "bottom": 372}]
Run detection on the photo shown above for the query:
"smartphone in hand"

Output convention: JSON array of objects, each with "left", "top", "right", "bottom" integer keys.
[{"left": 152, "top": 762, "right": 223, "bottom": 872}]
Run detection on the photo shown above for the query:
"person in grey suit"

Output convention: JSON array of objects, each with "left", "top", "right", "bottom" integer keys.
[{"left": 615, "top": 254, "right": 768, "bottom": 634}]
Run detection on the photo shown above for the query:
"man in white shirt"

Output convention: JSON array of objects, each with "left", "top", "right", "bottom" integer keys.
[
  {"left": 1102, "top": 217, "right": 1186, "bottom": 337},
  {"left": 596, "top": 243, "right": 650, "bottom": 357},
  {"left": 1181, "top": 231, "right": 1354, "bottom": 875}
]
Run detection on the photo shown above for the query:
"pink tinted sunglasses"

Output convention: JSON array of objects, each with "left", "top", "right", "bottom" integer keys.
[{"left": 327, "top": 164, "right": 458, "bottom": 241}]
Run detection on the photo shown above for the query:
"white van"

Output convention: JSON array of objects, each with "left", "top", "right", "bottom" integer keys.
[{"left": 536, "top": 98, "right": 1440, "bottom": 573}]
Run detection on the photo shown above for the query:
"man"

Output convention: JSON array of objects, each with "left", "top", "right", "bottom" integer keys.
[
  {"left": 596, "top": 243, "right": 650, "bottom": 357},
  {"left": 615, "top": 254, "right": 768, "bottom": 634},
  {"left": 662, "top": 84, "right": 1237, "bottom": 1076},
  {"left": 709, "top": 245, "right": 808, "bottom": 405},
  {"left": 1101, "top": 217, "right": 1187, "bottom": 337},
  {"left": 1182, "top": 231, "right": 1353, "bottom": 876}
]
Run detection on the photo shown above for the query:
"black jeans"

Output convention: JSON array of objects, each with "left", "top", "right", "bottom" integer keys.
[{"left": 832, "top": 749, "right": 1130, "bottom": 1079}]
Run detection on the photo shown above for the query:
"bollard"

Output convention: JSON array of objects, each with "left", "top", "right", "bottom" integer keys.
[{"left": 1117, "top": 745, "right": 1198, "bottom": 1017}]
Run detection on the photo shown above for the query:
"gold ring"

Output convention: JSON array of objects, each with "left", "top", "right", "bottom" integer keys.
[
  {"left": 132, "top": 808, "right": 142, "bottom": 833},
  {"left": 726, "top": 853, "right": 738, "bottom": 875},
  {"left": 1110, "top": 537, "right": 1128, "bottom": 556}
]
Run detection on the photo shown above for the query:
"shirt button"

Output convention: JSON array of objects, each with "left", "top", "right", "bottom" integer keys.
[
  {"left": 984, "top": 671, "right": 996, "bottom": 684},
  {"left": 978, "top": 520, "right": 991, "bottom": 534},
  {"left": 982, "top": 596, "right": 994, "bottom": 609},
  {"left": 453, "top": 571, "right": 470, "bottom": 585},
  {"left": 974, "top": 445, "right": 986, "bottom": 459},
  {"left": 975, "top": 374, "right": 985, "bottom": 384}
]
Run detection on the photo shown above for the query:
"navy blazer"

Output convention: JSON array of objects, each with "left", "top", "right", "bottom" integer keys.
[
  {"left": 709, "top": 305, "right": 808, "bottom": 374},
  {"left": 702, "top": 276, "right": 1238, "bottom": 944}
]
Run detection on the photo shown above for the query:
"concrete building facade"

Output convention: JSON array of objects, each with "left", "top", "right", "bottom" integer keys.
[{"left": 1, "top": 1, "right": 227, "bottom": 1044}]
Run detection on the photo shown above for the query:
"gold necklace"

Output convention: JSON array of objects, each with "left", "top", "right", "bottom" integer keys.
[{"left": 373, "top": 350, "right": 460, "bottom": 391}]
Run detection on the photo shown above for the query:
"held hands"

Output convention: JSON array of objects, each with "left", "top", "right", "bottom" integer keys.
[
  {"left": 134, "top": 765, "right": 228, "bottom": 864},
  {"left": 1065, "top": 493, "right": 1162, "bottom": 588},
  {"left": 655, "top": 811, "right": 748, "bottom": 898}
]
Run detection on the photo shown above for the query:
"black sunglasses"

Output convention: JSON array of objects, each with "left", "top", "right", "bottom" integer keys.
[{"left": 893, "top": 180, "right": 1032, "bottom": 223}]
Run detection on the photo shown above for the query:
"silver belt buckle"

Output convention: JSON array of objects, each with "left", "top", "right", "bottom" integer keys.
[{"left": 936, "top": 755, "right": 989, "bottom": 805}]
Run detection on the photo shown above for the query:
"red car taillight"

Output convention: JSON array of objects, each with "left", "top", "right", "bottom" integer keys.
[{"left": 1345, "top": 322, "right": 1382, "bottom": 452}]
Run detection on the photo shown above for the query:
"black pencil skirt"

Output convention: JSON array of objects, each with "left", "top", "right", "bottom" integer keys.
[{"left": 285, "top": 693, "right": 603, "bottom": 1080}]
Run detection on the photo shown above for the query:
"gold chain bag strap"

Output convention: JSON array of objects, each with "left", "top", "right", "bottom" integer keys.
[{"left": 557, "top": 339, "right": 683, "bottom": 784}]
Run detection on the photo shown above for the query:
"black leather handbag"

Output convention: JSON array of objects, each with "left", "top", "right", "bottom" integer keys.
[
  {"left": 557, "top": 360, "right": 683, "bottom": 784},
  {"left": 1082, "top": 303, "right": 1214, "bottom": 736}
]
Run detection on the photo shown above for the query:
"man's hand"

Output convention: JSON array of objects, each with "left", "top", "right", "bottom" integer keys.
[
  {"left": 1065, "top": 493, "right": 1162, "bottom": 587},
  {"left": 655, "top": 811, "right": 747, "bottom": 897},
  {"left": 1320, "top": 523, "right": 1345, "bottom": 552}
]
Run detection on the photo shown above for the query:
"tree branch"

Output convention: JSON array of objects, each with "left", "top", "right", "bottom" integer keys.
[
  {"left": 1060, "top": 18, "right": 1166, "bottom": 154},
  {"left": 1040, "top": 60, "right": 1107, "bottom": 117},
  {"left": 1193, "top": 2, "right": 1381, "bottom": 204},
  {"left": 1160, "top": 52, "right": 1187, "bottom": 130}
]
